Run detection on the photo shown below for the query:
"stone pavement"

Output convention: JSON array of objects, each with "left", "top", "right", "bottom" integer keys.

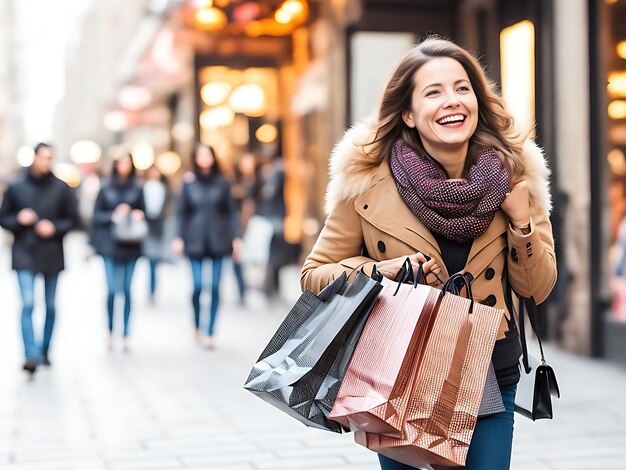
[{"left": 1, "top": 232, "right": 626, "bottom": 470}]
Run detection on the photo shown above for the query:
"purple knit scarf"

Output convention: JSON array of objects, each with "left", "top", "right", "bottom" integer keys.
[{"left": 389, "top": 139, "right": 510, "bottom": 243}]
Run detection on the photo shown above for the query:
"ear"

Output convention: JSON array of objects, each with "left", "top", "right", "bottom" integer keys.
[{"left": 402, "top": 110, "right": 415, "bottom": 128}]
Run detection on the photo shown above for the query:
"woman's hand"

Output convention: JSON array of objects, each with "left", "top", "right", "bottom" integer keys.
[
  {"left": 112, "top": 203, "right": 131, "bottom": 223},
  {"left": 501, "top": 180, "right": 531, "bottom": 227},
  {"left": 375, "top": 252, "right": 441, "bottom": 281},
  {"left": 232, "top": 238, "right": 243, "bottom": 262},
  {"left": 171, "top": 237, "right": 185, "bottom": 256},
  {"left": 130, "top": 209, "right": 144, "bottom": 221}
]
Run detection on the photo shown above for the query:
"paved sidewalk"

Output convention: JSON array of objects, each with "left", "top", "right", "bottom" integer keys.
[{"left": 1, "top": 232, "right": 626, "bottom": 470}]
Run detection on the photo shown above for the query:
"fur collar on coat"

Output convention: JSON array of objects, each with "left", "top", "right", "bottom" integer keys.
[{"left": 325, "top": 120, "right": 552, "bottom": 217}]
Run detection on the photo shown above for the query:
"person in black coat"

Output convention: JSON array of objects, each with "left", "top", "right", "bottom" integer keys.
[
  {"left": 90, "top": 154, "right": 145, "bottom": 350},
  {"left": 0, "top": 143, "right": 78, "bottom": 374},
  {"left": 172, "top": 144, "right": 242, "bottom": 349}
]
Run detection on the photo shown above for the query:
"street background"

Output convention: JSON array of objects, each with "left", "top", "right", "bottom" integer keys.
[{"left": 2, "top": 233, "right": 626, "bottom": 470}]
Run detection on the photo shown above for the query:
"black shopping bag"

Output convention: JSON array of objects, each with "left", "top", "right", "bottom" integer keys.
[{"left": 244, "top": 271, "right": 382, "bottom": 433}]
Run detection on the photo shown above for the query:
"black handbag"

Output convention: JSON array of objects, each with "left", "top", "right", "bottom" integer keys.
[
  {"left": 244, "top": 270, "right": 382, "bottom": 433},
  {"left": 507, "top": 288, "right": 561, "bottom": 420}
]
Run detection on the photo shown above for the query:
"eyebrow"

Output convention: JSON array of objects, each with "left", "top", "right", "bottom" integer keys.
[{"left": 421, "top": 79, "right": 470, "bottom": 93}]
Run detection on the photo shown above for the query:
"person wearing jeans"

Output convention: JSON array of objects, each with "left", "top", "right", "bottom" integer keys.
[
  {"left": 0, "top": 142, "right": 78, "bottom": 374},
  {"left": 90, "top": 153, "right": 145, "bottom": 351},
  {"left": 103, "top": 257, "right": 137, "bottom": 337},
  {"left": 142, "top": 165, "right": 170, "bottom": 303},
  {"left": 190, "top": 257, "right": 224, "bottom": 337},
  {"left": 172, "top": 144, "right": 242, "bottom": 350},
  {"left": 16, "top": 271, "right": 59, "bottom": 364},
  {"left": 378, "top": 385, "right": 517, "bottom": 470}
]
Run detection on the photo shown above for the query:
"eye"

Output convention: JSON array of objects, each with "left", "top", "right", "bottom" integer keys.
[
  {"left": 457, "top": 85, "right": 470, "bottom": 92},
  {"left": 425, "top": 89, "right": 439, "bottom": 97}
]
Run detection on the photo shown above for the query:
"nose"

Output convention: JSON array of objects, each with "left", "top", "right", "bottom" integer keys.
[{"left": 443, "top": 90, "right": 460, "bottom": 108}]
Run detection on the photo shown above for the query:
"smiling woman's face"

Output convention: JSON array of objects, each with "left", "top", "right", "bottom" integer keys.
[{"left": 402, "top": 57, "right": 478, "bottom": 157}]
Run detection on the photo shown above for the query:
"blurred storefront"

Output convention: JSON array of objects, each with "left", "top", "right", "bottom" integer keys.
[
  {"left": 15, "top": 0, "right": 618, "bottom": 360},
  {"left": 592, "top": 0, "right": 626, "bottom": 362}
]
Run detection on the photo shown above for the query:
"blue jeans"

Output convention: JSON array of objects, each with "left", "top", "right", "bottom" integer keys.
[
  {"left": 190, "top": 257, "right": 224, "bottom": 336},
  {"left": 17, "top": 270, "right": 59, "bottom": 362},
  {"left": 103, "top": 257, "right": 137, "bottom": 337},
  {"left": 148, "top": 259, "right": 158, "bottom": 296},
  {"left": 378, "top": 384, "right": 516, "bottom": 470}
]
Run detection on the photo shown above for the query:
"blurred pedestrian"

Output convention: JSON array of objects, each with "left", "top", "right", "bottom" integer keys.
[
  {"left": 301, "top": 37, "right": 557, "bottom": 470},
  {"left": 90, "top": 153, "right": 145, "bottom": 351},
  {"left": 230, "top": 152, "right": 258, "bottom": 303},
  {"left": 256, "top": 154, "right": 299, "bottom": 301},
  {"left": 142, "top": 164, "right": 170, "bottom": 303},
  {"left": 0, "top": 143, "right": 78, "bottom": 374},
  {"left": 172, "top": 144, "right": 242, "bottom": 349}
]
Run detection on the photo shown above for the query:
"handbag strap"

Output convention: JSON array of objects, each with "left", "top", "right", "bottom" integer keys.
[{"left": 505, "top": 280, "right": 546, "bottom": 374}]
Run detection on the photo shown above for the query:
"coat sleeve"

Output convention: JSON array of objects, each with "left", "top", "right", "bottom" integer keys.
[
  {"left": 0, "top": 185, "right": 22, "bottom": 233},
  {"left": 52, "top": 186, "right": 79, "bottom": 237},
  {"left": 301, "top": 198, "right": 377, "bottom": 294},
  {"left": 92, "top": 188, "right": 113, "bottom": 226},
  {"left": 506, "top": 207, "right": 557, "bottom": 303}
]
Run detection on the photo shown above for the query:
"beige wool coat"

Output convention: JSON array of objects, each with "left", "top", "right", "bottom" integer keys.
[{"left": 301, "top": 122, "right": 558, "bottom": 340}]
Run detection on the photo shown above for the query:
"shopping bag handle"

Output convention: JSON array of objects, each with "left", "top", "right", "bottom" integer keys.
[
  {"left": 440, "top": 272, "right": 474, "bottom": 313},
  {"left": 413, "top": 261, "right": 427, "bottom": 288}
]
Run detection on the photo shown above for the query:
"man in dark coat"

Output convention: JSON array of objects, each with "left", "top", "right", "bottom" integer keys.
[{"left": 0, "top": 143, "right": 78, "bottom": 374}]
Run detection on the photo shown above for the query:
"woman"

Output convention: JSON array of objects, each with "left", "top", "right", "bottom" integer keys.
[
  {"left": 172, "top": 144, "right": 242, "bottom": 349},
  {"left": 142, "top": 164, "right": 170, "bottom": 303},
  {"left": 91, "top": 153, "right": 145, "bottom": 351},
  {"left": 301, "top": 38, "right": 557, "bottom": 470}
]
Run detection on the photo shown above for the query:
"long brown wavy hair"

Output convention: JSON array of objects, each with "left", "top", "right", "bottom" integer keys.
[{"left": 357, "top": 36, "right": 527, "bottom": 183}]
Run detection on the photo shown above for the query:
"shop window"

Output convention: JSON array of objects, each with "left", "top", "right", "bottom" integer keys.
[
  {"left": 500, "top": 20, "right": 536, "bottom": 137},
  {"left": 608, "top": 1, "right": 626, "bottom": 322}
]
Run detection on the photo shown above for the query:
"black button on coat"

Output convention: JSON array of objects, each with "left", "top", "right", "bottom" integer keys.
[
  {"left": 0, "top": 171, "right": 79, "bottom": 274},
  {"left": 176, "top": 173, "right": 241, "bottom": 258},
  {"left": 90, "top": 178, "right": 145, "bottom": 261}
]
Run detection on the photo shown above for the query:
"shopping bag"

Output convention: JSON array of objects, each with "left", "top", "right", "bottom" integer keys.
[
  {"left": 356, "top": 273, "right": 504, "bottom": 468},
  {"left": 244, "top": 270, "right": 382, "bottom": 432},
  {"left": 329, "top": 261, "right": 440, "bottom": 437}
]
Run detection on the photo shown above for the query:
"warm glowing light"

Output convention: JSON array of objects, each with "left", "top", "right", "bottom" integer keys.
[
  {"left": 274, "top": 9, "right": 292, "bottom": 24},
  {"left": 229, "top": 84, "right": 266, "bottom": 116},
  {"left": 608, "top": 71, "right": 626, "bottom": 97},
  {"left": 282, "top": 0, "right": 304, "bottom": 16},
  {"left": 70, "top": 140, "right": 101, "bottom": 164},
  {"left": 195, "top": 7, "right": 227, "bottom": 31},
  {"left": 500, "top": 20, "right": 536, "bottom": 136},
  {"left": 606, "top": 0, "right": 618, "bottom": 4},
  {"left": 255, "top": 124, "right": 278, "bottom": 143},
  {"left": 118, "top": 86, "right": 151, "bottom": 110},
  {"left": 192, "top": 0, "right": 213, "bottom": 7},
  {"left": 172, "top": 122, "right": 195, "bottom": 141},
  {"left": 156, "top": 151, "right": 182, "bottom": 176},
  {"left": 608, "top": 100, "right": 626, "bottom": 119},
  {"left": 608, "top": 148, "right": 626, "bottom": 175},
  {"left": 214, "top": 0, "right": 229, "bottom": 6},
  {"left": 618, "top": 41, "right": 626, "bottom": 60},
  {"left": 104, "top": 110, "right": 128, "bottom": 132},
  {"left": 200, "top": 106, "right": 235, "bottom": 129},
  {"left": 200, "top": 82, "right": 232, "bottom": 106},
  {"left": 131, "top": 143, "right": 155, "bottom": 170},
  {"left": 54, "top": 163, "right": 81, "bottom": 187},
  {"left": 17, "top": 146, "right": 34, "bottom": 167}
]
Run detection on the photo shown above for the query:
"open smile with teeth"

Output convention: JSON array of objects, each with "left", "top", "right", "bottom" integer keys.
[{"left": 436, "top": 114, "right": 466, "bottom": 125}]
